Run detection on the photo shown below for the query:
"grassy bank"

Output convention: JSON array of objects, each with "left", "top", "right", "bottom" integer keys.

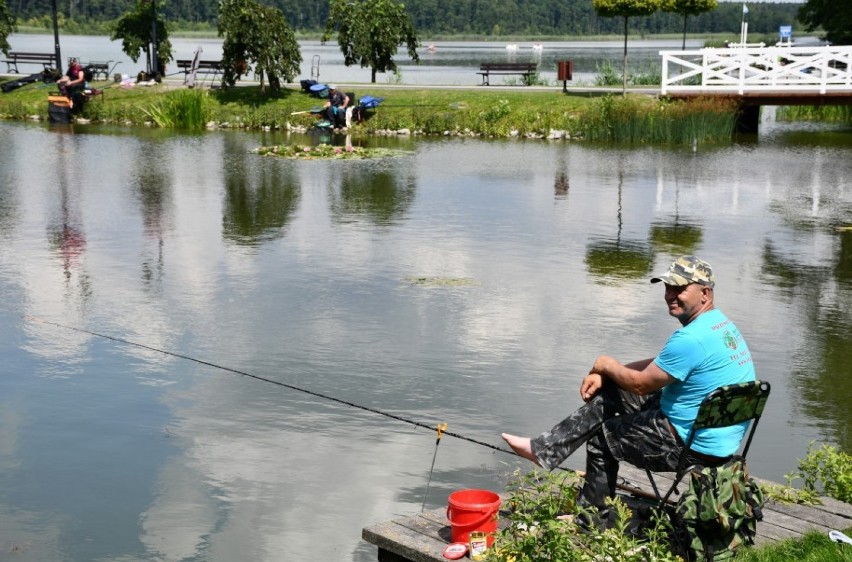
[{"left": 0, "top": 78, "right": 740, "bottom": 144}]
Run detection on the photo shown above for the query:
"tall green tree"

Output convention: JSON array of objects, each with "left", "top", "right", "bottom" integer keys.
[
  {"left": 217, "top": 0, "right": 301, "bottom": 96},
  {"left": 323, "top": 0, "right": 420, "bottom": 83},
  {"left": 661, "top": 0, "right": 716, "bottom": 49},
  {"left": 111, "top": 0, "right": 173, "bottom": 76},
  {"left": 592, "top": 0, "right": 661, "bottom": 93},
  {"left": 0, "top": 0, "right": 17, "bottom": 55},
  {"left": 798, "top": 0, "right": 852, "bottom": 46}
]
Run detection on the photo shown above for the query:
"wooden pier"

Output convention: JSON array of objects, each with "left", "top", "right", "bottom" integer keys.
[{"left": 362, "top": 465, "right": 852, "bottom": 562}]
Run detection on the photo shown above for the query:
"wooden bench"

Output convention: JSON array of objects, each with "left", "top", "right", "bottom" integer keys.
[
  {"left": 176, "top": 59, "right": 224, "bottom": 87},
  {"left": 477, "top": 62, "right": 537, "bottom": 86},
  {"left": 82, "top": 60, "right": 117, "bottom": 81},
  {"left": 3, "top": 51, "right": 58, "bottom": 74},
  {"left": 362, "top": 465, "right": 852, "bottom": 562}
]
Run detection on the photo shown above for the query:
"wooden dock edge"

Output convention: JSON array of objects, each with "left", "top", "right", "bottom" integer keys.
[{"left": 362, "top": 466, "right": 852, "bottom": 562}]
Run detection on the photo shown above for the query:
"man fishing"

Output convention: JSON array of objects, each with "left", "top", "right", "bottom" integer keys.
[
  {"left": 56, "top": 57, "right": 86, "bottom": 112},
  {"left": 502, "top": 255, "right": 756, "bottom": 528},
  {"left": 323, "top": 84, "right": 350, "bottom": 129}
]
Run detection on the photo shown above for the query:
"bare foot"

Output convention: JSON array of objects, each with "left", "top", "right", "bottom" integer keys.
[{"left": 501, "top": 433, "right": 541, "bottom": 466}]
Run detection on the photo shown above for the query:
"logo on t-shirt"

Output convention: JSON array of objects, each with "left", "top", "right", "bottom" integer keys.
[{"left": 723, "top": 330, "right": 738, "bottom": 351}]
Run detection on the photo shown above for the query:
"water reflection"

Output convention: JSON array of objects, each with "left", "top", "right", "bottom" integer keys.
[
  {"left": 47, "top": 137, "right": 88, "bottom": 285},
  {"left": 761, "top": 235, "right": 852, "bottom": 452},
  {"left": 553, "top": 164, "right": 569, "bottom": 199},
  {"left": 649, "top": 184, "right": 703, "bottom": 255},
  {"left": 328, "top": 162, "right": 417, "bottom": 226},
  {"left": 130, "top": 133, "right": 174, "bottom": 289},
  {"left": 584, "top": 167, "right": 654, "bottom": 282},
  {"left": 222, "top": 135, "right": 302, "bottom": 246}
]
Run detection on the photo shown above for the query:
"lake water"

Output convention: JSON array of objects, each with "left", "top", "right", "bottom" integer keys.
[
  {"left": 1, "top": 87, "right": 852, "bottom": 559},
  {"left": 8, "top": 33, "right": 711, "bottom": 86}
]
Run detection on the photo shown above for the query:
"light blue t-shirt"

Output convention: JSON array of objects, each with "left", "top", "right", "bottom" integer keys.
[{"left": 656, "top": 308, "right": 756, "bottom": 456}]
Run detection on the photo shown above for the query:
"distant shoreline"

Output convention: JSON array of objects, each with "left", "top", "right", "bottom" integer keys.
[{"left": 10, "top": 27, "right": 822, "bottom": 44}]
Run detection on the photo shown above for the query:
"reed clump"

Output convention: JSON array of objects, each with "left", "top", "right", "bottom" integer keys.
[
  {"left": 777, "top": 105, "right": 852, "bottom": 123},
  {"left": 144, "top": 88, "right": 212, "bottom": 129},
  {"left": 578, "top": 95, "right": 738, "bottom": 144}
]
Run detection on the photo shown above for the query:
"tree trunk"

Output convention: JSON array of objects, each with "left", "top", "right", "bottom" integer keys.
[
  {"left": 622, "top": 16, "right": 628, "bottom": 95},
  {"left": 371, "top": 66, "right": 377, "bottom": 83},
  {"left": 682, "top": 15, "right": 688, "bottom": 50}
]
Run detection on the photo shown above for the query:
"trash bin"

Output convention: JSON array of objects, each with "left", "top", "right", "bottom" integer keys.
[{"left": 557, "top": 60, "right": 573, "bottom": 81}]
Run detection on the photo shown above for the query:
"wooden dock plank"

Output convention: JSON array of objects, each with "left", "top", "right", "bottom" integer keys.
[{"left": 363, "top": 512, "right": 448, "bottom": 562}]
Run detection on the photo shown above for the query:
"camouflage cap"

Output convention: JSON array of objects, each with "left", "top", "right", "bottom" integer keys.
[{"left": 650, "top": 255, "right": 715, "bottom": 288}]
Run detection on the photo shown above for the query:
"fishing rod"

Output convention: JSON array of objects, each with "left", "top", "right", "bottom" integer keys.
[
  {"left": 26, "top": 316, "right": 508, "bottom": 456},
  {"left": 26, "top": 317, "right": 661, "bottom": 502},
  {"left": 421, "top": 422, "right": 448, "bottom": 512}
]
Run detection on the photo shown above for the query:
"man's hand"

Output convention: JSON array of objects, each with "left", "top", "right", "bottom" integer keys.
[{"left": 580, "top": 373, "right": 603, "bottom": 402}]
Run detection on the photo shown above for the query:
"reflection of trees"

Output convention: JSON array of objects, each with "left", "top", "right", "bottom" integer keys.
[
  {"left": 585, "top": 168, "right": 654, "bottom": 283},
  {"left": 130, "top": 141, "right": 173, "bottom": 289},
  {"left": 761, "top": 241, "right": 852, "bottom": 452},
  {"left": 649, "top": 222, "right": 703, "bottom": 254},
  {"left": 649, "top": 176, "right": 703, "bottom": 255},
  {"left": 222, "top": 143, "right": 301, "bottom": 246},
  {"left": 328, "top": 165, "right": 416, "bottom": 226}
]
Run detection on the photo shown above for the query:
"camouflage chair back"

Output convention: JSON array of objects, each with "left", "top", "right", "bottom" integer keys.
[
  {"left": 648, "top": 381, "right": 771, "bottom": 561},
  {"left": 645, "top": 380, "right": 771, "bottom": 505}
]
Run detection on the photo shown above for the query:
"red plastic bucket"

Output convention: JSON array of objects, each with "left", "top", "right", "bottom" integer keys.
[{"left": 446, "top": 489, "right": 501, "bottom": 546}]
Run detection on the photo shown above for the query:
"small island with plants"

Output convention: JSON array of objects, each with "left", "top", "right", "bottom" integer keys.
[{"left": 253, "top": 143, "right": 412, "bottom": 160}]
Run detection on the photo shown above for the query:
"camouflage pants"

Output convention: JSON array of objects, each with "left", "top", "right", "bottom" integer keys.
[{"left": 530, "top": 378, "right": 682, "bottom": 511}]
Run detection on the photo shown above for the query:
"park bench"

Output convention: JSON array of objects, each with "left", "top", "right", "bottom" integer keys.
[
  {"left": 81, "top": 60, "right": 118, "bottom": 81},
  {"left": 4, "top": 51, "right": 58, "bottom": 73},
  {"left": 176, "top": 58, "right": 224, "bottom": 87},
  {"left": 477, "top": 62, "right": 537, "bottom": 86}
]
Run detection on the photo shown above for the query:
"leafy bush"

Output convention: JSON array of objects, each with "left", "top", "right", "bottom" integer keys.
[
  {"left": 630, "top": 62, "right": 662, "bottom": 86},
  {"left": 795, "top": 443, "right": 852, "bottom": 504},
  {"left": 594, "top": 60, "right": 621, "bottom": 86},
  {"left": 762, "top": 443, "right": 851, "bottom": 506},
  {"left": 486, "top": 469, "right": 681, "bottom": 562}
]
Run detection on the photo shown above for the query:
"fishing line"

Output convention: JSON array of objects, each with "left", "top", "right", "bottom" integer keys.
[
  {"left": 25, "top": 317, "right": 658, "bottom": 501},
  {"left": 26, "top": 316, "right": 511, "bottom": 456}
]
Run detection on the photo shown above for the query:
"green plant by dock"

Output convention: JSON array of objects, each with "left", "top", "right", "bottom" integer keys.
[
  {"left": 486, "top": 470, "right": 683, "bottom": 562},
  {"left": 763, "top": 442, "right": 852, "bottom": 506},
  {"left": 488, "top": 444, "right": 851, "bottom": 562}
]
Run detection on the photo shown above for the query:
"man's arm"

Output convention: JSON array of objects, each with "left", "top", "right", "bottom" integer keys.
[{"left": 580, "top": 356, "right": 674, "bottom": 401}]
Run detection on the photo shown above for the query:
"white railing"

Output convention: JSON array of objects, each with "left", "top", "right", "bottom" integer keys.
[{"left": 660, "top": 45, "right": 852, "bottom": 95}]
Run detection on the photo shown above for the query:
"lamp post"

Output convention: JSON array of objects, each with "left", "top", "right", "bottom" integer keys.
[
  {"left": 150, "top": 0, "right": 159, "bottom": 77},
  {"left": 51, "top": 0, "right": 61, "bottom": 69}
]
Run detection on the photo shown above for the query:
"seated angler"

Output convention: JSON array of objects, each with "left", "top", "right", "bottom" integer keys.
[
  {"left": 502, "top": 255, "right": 756, "bottom": 527},
  {"left": 323, "top": 84, "right": 350, "bottom": 129}
]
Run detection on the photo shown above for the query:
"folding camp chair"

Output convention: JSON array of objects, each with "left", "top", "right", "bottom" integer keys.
[{"left": 645, "top": 380, "right": 771, "bottom": 506}]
